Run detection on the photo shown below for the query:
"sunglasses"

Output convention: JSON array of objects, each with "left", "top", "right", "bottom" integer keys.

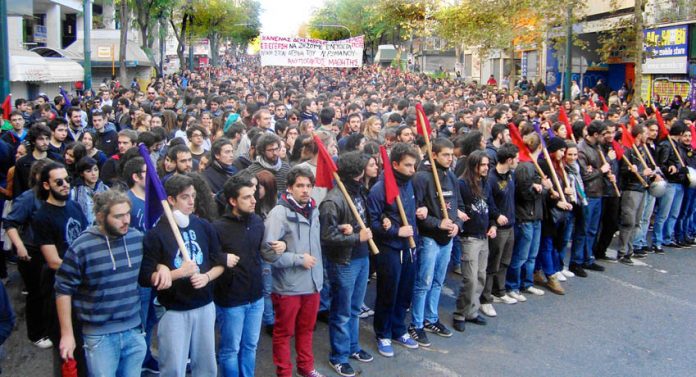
[{"left": 53, "top": 177, "right": 72, "bottom": 187}]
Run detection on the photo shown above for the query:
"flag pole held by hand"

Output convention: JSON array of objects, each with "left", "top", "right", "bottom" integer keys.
[
  {"left": 380, "top": 146, "right": 416, "bottom": 249},
  {"left": 416, "top": 104, "right": 449, "bottom": 221}
]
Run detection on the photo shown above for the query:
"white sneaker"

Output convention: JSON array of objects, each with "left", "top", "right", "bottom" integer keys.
[
  {"left": 480, "top": 303, "right": 497, "bottom": 317},
  {"left": 507, "top": 291, "right": 527, "bottom": 302},
  {"left": 523, "top": 286, "right": 545, "bottom": 296},
  {"left": 33, "top": 337, "right": 53, "bottom": 349},
  {"left": 561, "top": 268, "right": 575, "bottom": 278},
  {"left": 499, "top": 294, "right": 518, "bottom": 304},
  {"left": 554, "top": 272, "right": 567, "bottom": 282}
]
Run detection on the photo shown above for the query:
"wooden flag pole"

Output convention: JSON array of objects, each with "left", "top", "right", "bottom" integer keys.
[
  {"left": 395, "top": 195, "right": 417, "bottom": 249},
  {"left": 644, "top": 144, "right": 658, "bottom": 169},
  {"left": 416, "top": 110, "right": 449, "bottom": 221},
  {"left": 597, "top": 147, "right": 621, "bottom": 197},
  {"left": 540, "top": 146, "right": 567, "bottom": 203},
  {"left": 667, "top": 135, "right": 686, "bottom": 168},
  {"left": 631, "top": 144, "right": 649, "bottom": 171},
  {"left": 161, "top": 199, "right": 191, "bottom": 261},
  {"left": 622, "top": 154, "right": 649, "bottom": 187},
  {"left": 332, "top": 172, "right": 380, "bottom": 255}
]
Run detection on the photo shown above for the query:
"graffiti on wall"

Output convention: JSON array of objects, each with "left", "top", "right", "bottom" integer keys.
[{"left": 651, "top": 77, "right": 691, "bottom": 106}]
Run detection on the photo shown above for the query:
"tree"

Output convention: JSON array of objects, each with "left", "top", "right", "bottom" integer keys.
[
  {"left": 118, "top": 0, "right": 128, "bottom": 83},
  {"left": 168, "top": 0, "right": 193, "bottom": 70},
  {"left": 130, "top": 0, "right": 175, "bottom": 75},
  {"left": 227, "top": 0, "right": 262, "bottom": 54}
]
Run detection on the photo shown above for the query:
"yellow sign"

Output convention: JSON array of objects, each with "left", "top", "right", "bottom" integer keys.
[{"left": 97, "top": 46, "right": 112, "bottom": 58}]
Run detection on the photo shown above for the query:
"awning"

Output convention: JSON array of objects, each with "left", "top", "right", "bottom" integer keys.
[
  {"left": 43, "top": 57, "right": 84, "bottom": 83},
  {"left": 64, "top": 29, "right": 153, "bottom": 67},
  {"left": 10, "top": 49, "right": 48, "bottom": 82}
]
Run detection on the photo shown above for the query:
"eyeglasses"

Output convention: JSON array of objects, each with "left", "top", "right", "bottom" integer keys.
[
  {"left": 289, "top": 117, "right": 298, "bottom": 120},
  {"left": 53, "top": 177, "right": 72, "bottom": 187},
  {"left": 265, "top": 147, "right": 280, "bottom": 153}
]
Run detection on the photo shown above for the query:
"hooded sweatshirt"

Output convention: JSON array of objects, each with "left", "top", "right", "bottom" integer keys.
[{"left": 54, "top": 227, "right": 143, "bottom": 336}]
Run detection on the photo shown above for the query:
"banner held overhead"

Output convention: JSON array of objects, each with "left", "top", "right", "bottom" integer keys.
[{"left": 260, "top": 35, "right": 364, "bottom": 67}]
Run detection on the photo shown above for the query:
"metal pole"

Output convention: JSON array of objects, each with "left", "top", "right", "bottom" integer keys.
[
  {"left": 563, "top": 5, "right": 572, "bottom": 101},
  {"left": 0, "top": 0, "right": 11, "bottom": 99},
  {"left": 83, "top": 0, "right": 93, "bottom": 92}
]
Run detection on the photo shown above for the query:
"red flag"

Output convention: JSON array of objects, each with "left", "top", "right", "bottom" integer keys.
[
  {"left": 1, "top": 94, "right": 10, "bottom": 120},
  {"left": 313, "top": 135, "right": 337, "bottom": 189},
  {"left": 629, "top": 115, "right": 637, "bottom": 129},
  {"left": 690, "top": 125, "right": 696, "bottom": 150},
  {"left": 583, "top": 112, "right": 592, "bottom": 126},
  {"left": 638, "top": 104, "right": 647, "bottom": 117},
  {"left": 600, "top": 97, "right": 608, "bottom": 113},
  {"left": 415, "top": 103, "right": 432, "bottom": 137},
  {"left": 653, "top": 107, "right": 669, "bottom": 139},
  {"left": 558, "top": 107, "right": 572, "bottom": 138},
  {"left": 379, "top": 146, "right": 400, "bottom": 205},
  {"left": 589, "top": 97, "right": 596, "bottom": 109},
  {"left": 507, "top": 123, "right": 532, "bottom": 162},
  {"left": 612, "top": 140, "right": 625, "bottom": 161},
  {"left": 619, "top": 124, "right": 635, "bottom": 148}
]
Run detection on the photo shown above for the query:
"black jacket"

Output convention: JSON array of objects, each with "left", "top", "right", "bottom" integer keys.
[
  {"left": 413, "top": 161, "right": 463, "bottom": 246},
  {"left": 319, "top": 181, "right": 369, "bottom": 264},
  {"left": 620, "top": 146, "right": 650, "bottom": 192},
  {"left": 212, "top": 213, "right": 264, "bottom": 307},
  {"left": 514, "top": 161, "right": 544, "bottom": 222},
  {"left": 657, "top": 139, "right": 689, "bottom": 184},
  {"left": 203, "top": 161, "right": 238, "bottom": 194}
]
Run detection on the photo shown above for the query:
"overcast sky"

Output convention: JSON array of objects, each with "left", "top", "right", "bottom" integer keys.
[{"left": 259, "top": 0, "right": 325, "bottom": 36}]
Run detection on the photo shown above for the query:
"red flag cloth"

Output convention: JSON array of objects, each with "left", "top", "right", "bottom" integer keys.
[
  {"left": 1, "top": 95, "right": 10, "bottom": 120},
  {"left": 583, "top": 112, "right": 592, "bottom": 126},
  {"left": 629, "top": 115, "right": 637, "bottom": 129},
  {"left": 558, "top": 107, "right": 572, "bottom": 137},
  {"left": 654, "top": 107, "right": 669, "bottom": 139},
  {"left": 612, "top": 140, "right": 625, "bottom": 161},
  {"left": 690, "top": 125, "right": 696, "bottom": 149},
  {"left": 379, "top": 146, "right": 400, "bottom": 205},
  {"left": 638, "top": 104, "right": 647, "bottom": 117},
  {"left": 313, "top": 135, "right": 337, "bottom": 189},
  {"left": 601, "top": 99, "right": 609, "bottom": 113},
  {"left": 619, "top": 124, "right": 635, "bottom": 148},
  {"left": 589, "top": 98, "right": 596, "bottom": 109},
  {"left": 507, "top": 123, "right": 532, "bottom": 162},
  {"left": 415, "top": 103, "right": 432, "bottom": 137}
]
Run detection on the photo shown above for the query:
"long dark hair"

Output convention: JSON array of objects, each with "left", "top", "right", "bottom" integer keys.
[{"left": 462, "top": 150, "right": 488, "bottom": 199}]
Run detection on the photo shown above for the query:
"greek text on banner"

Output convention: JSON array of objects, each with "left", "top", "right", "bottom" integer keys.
[{"left": 260, "top": 35, "right": 364, "bottom": 68}]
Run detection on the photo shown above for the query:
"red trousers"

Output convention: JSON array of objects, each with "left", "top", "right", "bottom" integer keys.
[{"left": 271, "top": 292, "right": 320, "bottom": 377}]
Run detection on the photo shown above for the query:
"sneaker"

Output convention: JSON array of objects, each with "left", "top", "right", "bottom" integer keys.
[
  {"left": 408, "top": 325, "right": 431, "bottom": 346},
  {"left": 376, "top": 338, "right": 394, "bottom": 357},
  {"left": 620, "top": 256, "right": 634, "bottom": 265},
  {"left": 393, "top": 334, "right": 418, "bottom": 349},
  {"left": 452, "top": 318, "right": 466, "bottom": 332},
  {"left": 298, "top": 369, "right": 326, "bottom": 377},
  {"left": 523, "top": 286, "right": 545, "bottom": 296},
  {"left": 33, "top": 337, "right": 53, "bottom": 349},
  {"left": 653, "top": 246, "right": 665, "bottom": 254},
  {"left": 561, "top": 268, "right": 575, "bottom": 278},
  {"left": 142, "top": 360, "right": 160, "bottom": 374},
  {"left": 480, "top": 303, "right": 497, "bottom": 317},
  {"left": 507, "top": 291, "right": 527, "bottom": 302},
  {"left": 453, "top": 265, "right": 462, "bottom": 275},
  {"left": 359, "top": 304, "right": 375, "bottom": 319},
  {"left": 544, "top": 276, "right": 565, "bottom": 295},
  {"left": 496, "top": 294, "right": 518, "bottom": 304},
  {"left": 553, "top": 271, "right": 567, "bottom": 282},
  {"left": 583, "top": 262, "right": 605, "bottom": 272},
  {"left": 633, "top": 251, "right": 647, "bottom": 259},
  {"left": 350, "top": 350, "right": 373, "bottom": 363},
  {"left": 423, "top": 320, "right": 453, "bottom": 337},
  {"left": 664, "top": 242, "right": 682, "bottom": 249},
  {"left": 569, "top": 263, "right": 588, "bottom": 277},
  {"left": 330, "top": 362, "right": 355, "bottom": 377}
]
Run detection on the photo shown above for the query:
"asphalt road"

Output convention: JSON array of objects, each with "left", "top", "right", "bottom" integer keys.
[{"left": 3, "top": 245, "right": 696, "bottom": 377}]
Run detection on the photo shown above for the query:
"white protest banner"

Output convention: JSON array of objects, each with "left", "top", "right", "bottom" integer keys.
[{"left": 260, "top": 35, "right": 364, "bottom": 68}]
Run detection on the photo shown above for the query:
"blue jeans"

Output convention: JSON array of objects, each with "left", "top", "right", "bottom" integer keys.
[
  {"left": 554, "top": 212, "right": 575, "bottom": 271},
  {"left": 450, "top": 235, "right": 462, "bottom": 269},
  {"left": 411, "top": 237, "right": 452, "bottom": 328},
  {"left": 572, "top": 197, "right": 602, "bottom": 265},
  {"left": 506, "top": 221, "right": 541, "bottom": 292},
  {"left": 327, "top": 257, "right": 369, "bottom": 365},
  {"left": 676, "top": 187, "right": 696, "bottom": 242},
  {"left": 138, "top": 286, "right": 158, "bottom": 369},
  {"left": 536, "top": 236, "right": 558, "bottom": 276},
  {"left": 261, "top": 261, "right": 275, "bottom": 326},
  {"left": 633, "top": 193, "right": 656, "bottom": 249},
  {"left": 373, "top": 245, "right": 415, "bottom": 340},
  {"left": 319, "top": 255, "right": 332, "bottom": 312},
  {"left": 217, "top": 299, "right": 264, "bottom": 377},
  {"left": 654, "top": 183, "right": 684, "bottom": 246},
  {"left": 82, "top": 328, "right": 146, "bottom": 377}
]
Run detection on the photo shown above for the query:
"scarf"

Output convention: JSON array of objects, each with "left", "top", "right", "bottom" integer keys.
[
  {"left": 393, "top": 170, "right": 412, "bottom": 186},
  {"left": 255, "top": 155, "right": 282, "bottom": 172},
  {"left": 214, "top": 159, "right": 236, "bottom": 175},
  {"left": 282, "top": 192, "right": 315, "bottom": 219}
]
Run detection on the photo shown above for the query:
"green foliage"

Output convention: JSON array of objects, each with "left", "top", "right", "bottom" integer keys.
[{"left": 307, "top": 0, "right": 386, "bottom": 43}]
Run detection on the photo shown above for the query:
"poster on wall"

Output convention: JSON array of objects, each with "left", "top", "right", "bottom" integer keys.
[
  {"left": 260, "top": 35, "right": 364, "bottom": 68},
  {"left": 643, "top": 25, "right": 689, "bottom": 74}
]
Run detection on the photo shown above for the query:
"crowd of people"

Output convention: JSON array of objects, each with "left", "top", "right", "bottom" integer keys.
[{"left": 0, "top": 55, "right": 695, "bottom": 377}]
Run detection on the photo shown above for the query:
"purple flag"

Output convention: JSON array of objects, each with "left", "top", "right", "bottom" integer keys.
[
  {"left": 138, "top": 144, "right": 167, "bottom": 229},
  {"left": 59, "top": 87, "right": 71, "bottom": 105},
  {"left": 532, "top": 121, "right": 547, "bottom": 148}
]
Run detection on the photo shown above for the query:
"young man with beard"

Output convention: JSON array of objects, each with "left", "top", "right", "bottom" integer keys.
[
  {"left": 409, "top": 138, "right": 462, "bottom": 345},
  {"left": 367, "top": 143, "right": 424, "bottom": 358},
  {"left": 213, "top": 175, "right": 265, "bottom": 377},
  {"left": 139, "top": 174, "right": 225, "bottom": 377},
  {"left": 633, "top": 121, "right": 662, "bottom": 253},
  {"left": 66, "top": 107, "right": 84, "bottom": 142},
  {"left": 453, "top": 150, "right": 495, "bottom": 330},
  {"left": 319, "top": 152, "right": 374, "bottom": 377},
  {"left": 100, "top": 129, "right": 137, "bottom": 187},
  {"left": 261, "top": 166, "right": 324, "bottom": 377},
  {"left": 13, "top": 124, "right": 53, "bottom": 198},
  {"left": 594, "top": 122, "right": 622, "bottom": 262},
  {"left": 246, "top": 133, "right": 291, "bottom": 193},
  {"left": 202, "top": 138, "right": 238, "bottom": 194},
  {"left": 32, "top": 162, "right": 89, "bottom": 376},
  {"left": 55, "top": 190, "right": 145, "bottom": 376},
  {"left": 48, "top": 118, "right": 68, "bottom": 159},
  {"left": 88, "top": 110, "right": 118, "bottom": 156}
]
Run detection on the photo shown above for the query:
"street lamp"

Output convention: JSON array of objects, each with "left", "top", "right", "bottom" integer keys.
[{"left": 315, "top": 24, "right": 352, "bottom": 38}]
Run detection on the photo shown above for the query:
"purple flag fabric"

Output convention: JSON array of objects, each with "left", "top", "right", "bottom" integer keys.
[
  {"left": 532, "top": 121, "right": 547, "bottom": 148},
  {"left": 138, "top": 144, "right": 167, "bottom": 229},
  {"left": 59, "top": 87, "right": 71, "bottom": 105}
]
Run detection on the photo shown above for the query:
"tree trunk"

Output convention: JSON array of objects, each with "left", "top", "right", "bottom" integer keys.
[
  {"left": 171, "top": 11, "right": 187, "bottom": 73},
  {"left": 119, "top": 0, "right": 128, "bottom": 84},
  {"left": 210, "top": 32, "right": 218, "bottom": 67},
  {"left": 508, "top": 40, "right": 516, "bottom": 91},
  {"left": 632, "top": 0, "right": 644, "bottom": 105}
]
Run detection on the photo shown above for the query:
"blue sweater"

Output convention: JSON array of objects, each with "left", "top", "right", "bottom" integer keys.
[
  {"left": 54, "top": 227, "right": 143, "bottom": 336},
  {"left": 367, "top": 175, "right": 418, "bottom": 251}
]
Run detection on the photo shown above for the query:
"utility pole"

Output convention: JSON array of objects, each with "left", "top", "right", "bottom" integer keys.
[
  {"left": 0, "top": 0, "right": 10, "bottom": 99},
  {"left": 563, "top": 5, "right": 572, "bottom": 101},
  {"left": 83, "top": 0, "right": 93, "bottom": 91}
]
